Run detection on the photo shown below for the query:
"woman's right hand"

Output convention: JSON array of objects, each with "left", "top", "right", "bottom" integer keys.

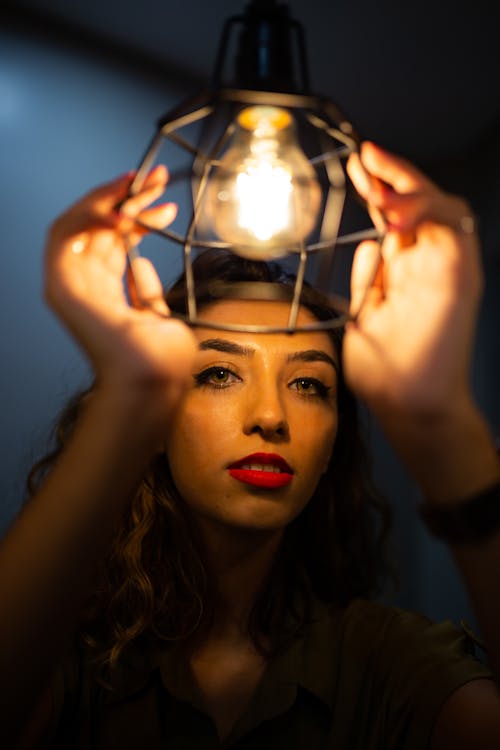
[{"left": 45, "top": 166, "right": 196, "bottom": 404}]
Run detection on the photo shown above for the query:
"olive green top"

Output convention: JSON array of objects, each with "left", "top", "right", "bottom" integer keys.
[{"left": 47, "top": 597, "right": 491, "bottom": 749}]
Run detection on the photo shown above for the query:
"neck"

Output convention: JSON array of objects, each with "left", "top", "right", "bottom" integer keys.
[{"left": 194, "top": 519, "right": 284, "bottom": 642}]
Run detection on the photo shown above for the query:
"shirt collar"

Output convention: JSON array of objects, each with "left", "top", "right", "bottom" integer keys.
[{"left": 102, "top": 588, "right": 341, "bottom": 715}]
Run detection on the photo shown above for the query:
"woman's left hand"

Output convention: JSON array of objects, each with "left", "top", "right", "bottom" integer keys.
[
  {"left": 345, "top": 142, "right": 482, "bottom": 420},
  {"left": 344, "top": 143, "right": 499, "bottom": 502}
]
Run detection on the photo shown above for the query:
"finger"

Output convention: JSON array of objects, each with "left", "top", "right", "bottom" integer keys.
[
  {"left": 93, "top": 165, "right": 168, "bottom": 216},
  {"left": 47, "top": 168, "right": 171, "bottom": 275},
  {"left": 141, "top": 163, "right": 169, "bottom": 189},
  {"left": 82, "top": 171, "right": 136, "bottom": 204},
  {"left": 48, "top": 173, "right": 135, "bottom": 252},
  {"left": 376, "top": 191, "right": 475, "bottom": 245},
  {"left": 127, "top": 257, "right": 170, "bottom": 316},
  {"left": 347, "top": 152, "right": 387, "bottom": 233},
  {"left": 119, "top": 182, "right": 168, "bottom": 220},
  {"left": 51, "top": 166, "right": 170, "bottom": 242},
  {"left": 59, "top": 166, "right": 166, "bottom": 222},
  {"left": 350, "top": 240, "right": 384, "bottom": 315},
  {"left": 136, "top": 202, "right": 178, "bottom": 230},
  {"left": 117, "top": 174, "right": 170, "bottom": 240},
  {"left": 122, "top": 202, "right": 178, "bottom": 248},
  {"left": 126, "top": 163, "right": 169, "bottom": 196},
  {"left": 120, "top": 164, "right": 168, "bottom": 207},
  {"left": 349, "top": 146, "right": 475, "bottom": 239},
  {"left": 111, "top": 166, "right": 171, "bottom": 238},
  {"left": 360, "top": 141, "right": 436, "bottom": 194},
  {"left": 347, "top": 151, "right": 372, "bottom": 200},
  {"left": 70, "top": 172, "right": 136, "bottom": 219}
]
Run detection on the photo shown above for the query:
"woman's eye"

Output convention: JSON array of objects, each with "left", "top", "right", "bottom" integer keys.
[
  {"left": 194, "top": 367, "right": 240, "bottom": 389},
  {"left": 289, "top": 377, "right": 330, "bottom": 399}
]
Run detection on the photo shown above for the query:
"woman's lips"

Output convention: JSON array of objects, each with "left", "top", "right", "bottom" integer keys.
[
  {"left": 228, "top": 468, "right": 294, "bottom": 489},
  {"left": 227, "top": 453, "right": 294, "bottom": 489}
]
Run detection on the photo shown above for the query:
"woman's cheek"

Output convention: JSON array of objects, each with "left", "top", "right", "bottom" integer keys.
[
  {"left": 166, "top": 400, "right": 237, "bottom": 473},
  {"left": 312, "top": 418, "right": 338, "bottom": 476}
]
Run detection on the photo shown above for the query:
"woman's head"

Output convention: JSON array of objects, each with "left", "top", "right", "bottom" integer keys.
[
  {"left": 27, "top": 249, "right": 391, "bottom": 666},
  {"left": 164, "top": 297, "right": 338, "bottom": 539},
  {"left": 163, "top": 251, "right": 388, "bottom": 596},
  {"left": 164, "top": 249, "right": 344, "bottom": 532}
]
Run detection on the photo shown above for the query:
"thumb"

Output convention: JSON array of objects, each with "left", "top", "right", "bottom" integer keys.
[
  {"left": 350, "top": 240, "right": 383, "bottom": 317},
  {"left": 127, "top": 257, "right": 170, "bottom": 316}
]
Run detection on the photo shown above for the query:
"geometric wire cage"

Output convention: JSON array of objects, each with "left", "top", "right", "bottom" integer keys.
[{"left": 125, "top": 1, "right": 385, "bottom": 333}]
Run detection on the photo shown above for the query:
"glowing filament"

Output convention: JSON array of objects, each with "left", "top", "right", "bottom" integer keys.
[{"left": 236, "top": 162, "right": 292, "bottom": 241}]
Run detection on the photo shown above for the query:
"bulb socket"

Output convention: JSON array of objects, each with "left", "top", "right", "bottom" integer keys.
[{"left": 235, "top": 2, "right": 299, "bottom": 92}]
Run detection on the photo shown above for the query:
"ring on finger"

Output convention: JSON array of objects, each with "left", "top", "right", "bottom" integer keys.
[{"left": 455, "top": 214, "right": 477, "bottom": 236}]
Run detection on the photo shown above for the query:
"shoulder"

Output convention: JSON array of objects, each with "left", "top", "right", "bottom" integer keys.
[
  {"left": 430, "top": 678, "right": 500, "bottom": 750},
  {"left": 333, "top": 599, "right": 491, "bottom": 687},
  {"left": 334, "top": 598, "right": 487, "bottom": 659},
  {"left": 346, "top": 601, "right": 500, "bottom": 750},
  {"left": 311, "top": 598, "right": 496, "bottom": 749},
  {"left": 38, "top": 636, "right": 158, "bottom": 747}
]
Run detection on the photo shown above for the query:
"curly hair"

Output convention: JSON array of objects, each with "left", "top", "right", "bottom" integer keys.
[{"left": 26, "top": 250, "right": 392, "bottom": 670}]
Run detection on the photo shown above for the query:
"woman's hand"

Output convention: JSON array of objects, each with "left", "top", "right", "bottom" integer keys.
[
  {"left": 345, "top": 143, "right": 499, "bottom": 502},
  {"left": 345, "top": 142, "right": 482, "bottom": 419},
  {"left": 45, "top": 166, "right": 196, "bottom": 402}
]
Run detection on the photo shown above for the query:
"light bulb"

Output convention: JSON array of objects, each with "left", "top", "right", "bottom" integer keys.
[{"left": 204, "top": 106, "right": 321, "bottom": 259}]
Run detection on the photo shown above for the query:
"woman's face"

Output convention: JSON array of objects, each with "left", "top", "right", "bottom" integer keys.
[{"left": 165, "top": 299, "right": 338, "bottom": 534}]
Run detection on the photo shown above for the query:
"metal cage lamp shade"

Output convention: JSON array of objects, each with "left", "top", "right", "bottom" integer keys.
[{"left": 126, "top": 0, "right": 384, "bottom": 333}]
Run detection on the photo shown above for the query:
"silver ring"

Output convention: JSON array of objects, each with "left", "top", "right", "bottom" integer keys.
[{"left": 456, "top": 215, "right": 477, "bottom": 235}]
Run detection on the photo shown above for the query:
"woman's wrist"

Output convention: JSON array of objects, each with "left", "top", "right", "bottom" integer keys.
[{"left": 419, "top": 480, "right": 500, "bottom": 543}]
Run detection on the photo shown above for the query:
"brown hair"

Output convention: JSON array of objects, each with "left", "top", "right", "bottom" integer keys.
[{"left": 27, "top": 250, "right": 392, "bottom": 669}]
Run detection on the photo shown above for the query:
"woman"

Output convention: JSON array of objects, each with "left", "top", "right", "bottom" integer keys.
[{"left": 1, "top": 143, "right": 500, "bottom": 748}]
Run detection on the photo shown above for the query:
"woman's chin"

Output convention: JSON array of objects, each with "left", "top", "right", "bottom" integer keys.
[{"left": 193, "top": 502, "right": 298, "bottom": 537}]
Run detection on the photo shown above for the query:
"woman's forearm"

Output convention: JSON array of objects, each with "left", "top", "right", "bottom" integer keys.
[
  {"left": 345, "top": 142, "right": 500, "bottom": 686},
  {"left": 0, "top": 384, "right": 164, "bottom": 740},
  {"left": 0, "top": 165, "right": 195, "bottom": 744},
  {"left": 374, "top": 399, "right": 500, "bottom": 682},
  {"left": 372, "top": 398, "right": 500, "bottom": 505}
]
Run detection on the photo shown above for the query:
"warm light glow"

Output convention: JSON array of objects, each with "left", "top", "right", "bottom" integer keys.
[
  {"left": 236, "top": 161, "right": 292, "bottom": 241},
  {"left": 205, "top": 106, "right": 321, "bottom": 259}
]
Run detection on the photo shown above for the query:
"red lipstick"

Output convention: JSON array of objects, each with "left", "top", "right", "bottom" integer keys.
[{"left": 228, "top": 453, "right": 294, "bottom": 489}]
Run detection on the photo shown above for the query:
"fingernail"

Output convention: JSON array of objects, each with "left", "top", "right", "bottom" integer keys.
[{"left": 150, "top": 164, "right": 167, "bottom": 179}]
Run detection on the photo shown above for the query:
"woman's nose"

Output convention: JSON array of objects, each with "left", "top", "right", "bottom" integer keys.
[{"left": 242, "top": 385, "right": 289, "bottom": 440}]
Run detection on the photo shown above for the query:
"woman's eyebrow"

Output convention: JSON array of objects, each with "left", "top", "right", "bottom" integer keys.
[
  {"left": 198, "top": 339, "right": 337, "bottom": 373},
  {"left": 287, "top": 349, "right": 338, "bottom": 373},
  {"left": 198, "top": 338, "right": 255, "bottom": 356}
]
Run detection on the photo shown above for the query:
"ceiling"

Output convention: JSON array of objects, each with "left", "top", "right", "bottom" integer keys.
[{"left": 6, "top": 0, "right": 500, "bottom": 169}]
